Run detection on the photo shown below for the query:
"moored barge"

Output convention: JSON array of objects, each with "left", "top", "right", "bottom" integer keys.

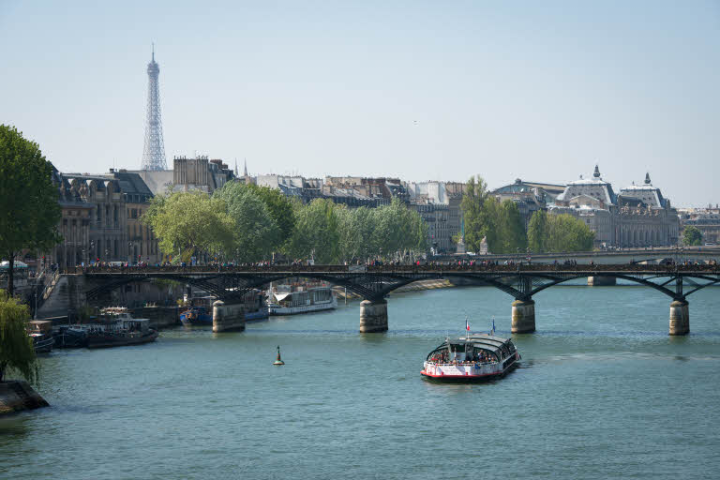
[{"left": 421, "top": 334, "right": 521, "bottom": 382}]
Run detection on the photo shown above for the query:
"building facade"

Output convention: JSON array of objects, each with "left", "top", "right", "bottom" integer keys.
[
  {"left": 552, "top": 167, "right": 679, "bottom": 248},
  {"left": 50, "top": 169, "right": 161, "bottom": 267}
]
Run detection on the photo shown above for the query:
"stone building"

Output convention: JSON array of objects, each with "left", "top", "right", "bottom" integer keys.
[
  {"left": 407, "top": 181, "right": 466, "bottom": 254},
  {"left": 256, "top": 175, "right": 403, "bottom": 207},
  {"left": 49, "top": 166, "right": 93, "bottom": 268},
  {"left": 134, "top": 156, "right": 235, "bottom": 196},
  {"left": 678, "top": 207, "right": 720, "bottom": 245},
  {"left": 552, "top": 167, "right": 679, "bottom": 248},
  {"left": 117, "top": 171, "right": 160, "bottom": 263},
  {"left": 410, "top": 203, "right": 451, "bottom": 253},
  {"left": 50, "top": 169, "right": 161, "bottom": 267}
]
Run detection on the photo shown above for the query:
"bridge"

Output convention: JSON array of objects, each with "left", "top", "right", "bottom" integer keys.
[{"left": 52, "top": 263, "right": 720, "bottom": 336}]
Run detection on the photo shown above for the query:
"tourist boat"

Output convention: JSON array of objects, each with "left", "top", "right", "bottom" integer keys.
[
  {"left": 421, "top": 333, "right": 521, "bottom": 382},
  {"left": 28, "top": 320, "right": 55, "bottom": 354},
  {"left": 267, "top": 282, "right": 336, "bottom": 316},
  {"left": 87, "top": 307, "right": 158, "bottom": 349}
]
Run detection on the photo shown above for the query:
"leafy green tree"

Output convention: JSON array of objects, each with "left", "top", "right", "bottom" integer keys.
[
  {"left": 143, "top": 191, "right": 234, "bottom": 263},
  {"left": 237, "top": 183, "right": 296, "bottom": 250},
  {"left": 460, "top": 176, "right": 489, "bottom": 253},
  {"left": 290, "top": 197, "right": 428, "bottom": 263},
  {"left": 0, "top": 125, "right": 61, "bottom": 296},
  {"left": 682, "top": 226, "right": 703, "bottom": 246},
  {"left": 528, "top": 210, "right": 548, "bottom": 253},
  {"left": 371, "top": 199, "right": 427, "bottom": 260},
  {"left": 288, "top": 198, "right": 341, "bottom": 263},
  {"left": 497, "top": 200, "right": 527, "bottom": 253},
  {"left": 214, "top": 183, "right": 281, "bottom": 262},
  {"left": 0, "top": 290, "right": 37, "bottom": 383},
  {"left": 545, "top": 214, "right": 595, "bottom": 252},
  {"left": 336, "top": 206, "right": 375, "bottom": 262},
  {"left": 480, "top": 196, "right": 500, "bottom": 253}
]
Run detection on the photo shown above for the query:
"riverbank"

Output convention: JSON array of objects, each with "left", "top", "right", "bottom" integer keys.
[{"left": 0, "top": 381, "right": 49, "bottom": 416}]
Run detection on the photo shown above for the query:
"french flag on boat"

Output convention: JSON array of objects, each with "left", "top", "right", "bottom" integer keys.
[{"left": 466, "top": 318, "right": 470, "bottom": 332}]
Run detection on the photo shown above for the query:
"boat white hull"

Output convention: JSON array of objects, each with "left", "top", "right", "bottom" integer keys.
[
  {"left": 421, "top": 352, "right": 520, "bottom": 381},
  {"left": 268, "top": 299, "right": 336, "bottom": 316}
]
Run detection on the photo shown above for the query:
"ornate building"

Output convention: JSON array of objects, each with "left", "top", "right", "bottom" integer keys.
[
  {"left": 49, "top": 169, "right": 161, "bottom": 267},
  {"left": 552, "top": 167, "right": 679, "bottom": 248},
  {"left": 49, "top": 166, "right": 93, "bottom": 268}
]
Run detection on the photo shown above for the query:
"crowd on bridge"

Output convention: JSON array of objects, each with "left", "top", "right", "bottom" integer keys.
[{"left": 61, "top": 258, "right": 720, "bottom": 275}]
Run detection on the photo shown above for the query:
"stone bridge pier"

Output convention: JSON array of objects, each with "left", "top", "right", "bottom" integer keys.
[
  {"left": 212, "top": 300, "right": 245, "bottom": 333},
  {"left": 511, "top": 298, "right": 536, "bottom": 334},
  {"left": 359, "top": 299, "right": 388, "bottom": 333},
  {"left": 669, "top": 299, "right": 689, "bottom": 335}
]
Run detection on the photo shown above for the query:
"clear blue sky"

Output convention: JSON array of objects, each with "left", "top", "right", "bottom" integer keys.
[{"left": 1, "top": 0, "right": 718, "bottom": 206}]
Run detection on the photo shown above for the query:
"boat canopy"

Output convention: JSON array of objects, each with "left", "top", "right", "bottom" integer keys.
[
  {"left": 0, "top": 260, "right": 28, "bottom": 269},
  {"left": 272, "top": 292, "right": 292, "bottom": 302}
]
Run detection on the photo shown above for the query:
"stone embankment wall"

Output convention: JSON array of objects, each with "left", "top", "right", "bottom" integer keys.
[
  {"left": 0, "top": 381, "right": 49, "bottom": 416},
  {"left": 36, "top": 275, "right": 85, "bottom": 320}
]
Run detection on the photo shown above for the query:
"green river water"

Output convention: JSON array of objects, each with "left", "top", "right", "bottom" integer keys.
[{"left": 1, "top": 285, "right": 719, "bottom": 480}]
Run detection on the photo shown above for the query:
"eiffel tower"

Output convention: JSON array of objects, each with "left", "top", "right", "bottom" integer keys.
[{"left": 141, "top": 45, "right": 167, "bottom": 170}]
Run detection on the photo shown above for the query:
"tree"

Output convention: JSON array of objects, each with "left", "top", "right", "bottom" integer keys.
[
  {"left": 288, "top": 198, "right": 341, "bottom": 263},
  {"left": 143, "top": 191, "right": 234, "bottom": 263},
  {"left": 480, "top": 196, "right": 500, "bottom": 253},
  {"left": 497, "top": 200, "right": 527, "bottom": 254},
  {"left": 214, "top": 183, "right": 281, "bottom": 262},
  {"left": 0, "top": 125, "right": 61, "bottom": 296},
  {"left": 0, "top": 290, "right": 37, "bottom": 383},
  {"left": 528, "top": 210, "right": 548, "bottom": 253},
  {"left": 460, "top": 176, "right": 489, "bottom": 253},
  {"left": 237, "top": 183, "right": 296, "bottom": 250},
  {"left": 370, "top": 199, "right": 427, "bottom": 260},
  {"left": 683, "top": 226, "right": 703, "bottom": 246},
  {"left": 545, "top": 214, "right": 595, "bottom": 252}
]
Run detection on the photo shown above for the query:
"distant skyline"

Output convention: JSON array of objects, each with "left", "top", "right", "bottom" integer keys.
[{"left": 1, "top": 1, "right": 718, "bottom": 206}]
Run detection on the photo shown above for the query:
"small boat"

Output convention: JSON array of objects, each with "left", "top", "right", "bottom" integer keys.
[
  {"left": 421, "top": 333, "right": 521, "bottom": 382},
  {"left": 28, "top": 320, "right": 55, "bottom": 354},
  {"left": 87, "top": 308, "right": 158, "bottom": 349},
  {"left": 267, "top": 282, "right": 336, "bottom": 316},
  {"left": 179, "top": 305, "right": 213, "bottom": 327}
]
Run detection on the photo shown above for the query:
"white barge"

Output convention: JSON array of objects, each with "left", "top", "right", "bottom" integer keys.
[
  {"left": 421, "top": 334, "right": 521, "bottom": 382},
  {"left": 267, "top": 283, "right": 337, "bottom": 316}
]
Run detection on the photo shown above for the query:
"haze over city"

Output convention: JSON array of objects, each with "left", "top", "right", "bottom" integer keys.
[{"left": 1, "top": 0, "right": 718, "bottom": 206}]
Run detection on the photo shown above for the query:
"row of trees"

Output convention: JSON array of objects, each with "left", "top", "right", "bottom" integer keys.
[
  {"left": 144, "top": 184, "right": 428, "bottom": 264},
  {"left": 527, "top": 210, "right": 595, "bottom": 253},
  {"left": 460, "top": 175, "right": 595, "bottom": 254}
]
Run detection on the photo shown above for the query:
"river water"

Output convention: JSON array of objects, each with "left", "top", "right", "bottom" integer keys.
[{"left": 1, "top": 285, "right": 719, "bottom": 480}]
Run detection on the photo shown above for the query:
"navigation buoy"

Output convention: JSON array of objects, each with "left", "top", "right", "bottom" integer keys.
[{"left": 273, "top": 346, "right": 285, "bottom": 366}]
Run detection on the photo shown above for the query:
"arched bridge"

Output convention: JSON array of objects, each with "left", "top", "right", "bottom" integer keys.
[{"left": 62, "top": 264, "right": 720, "bottom": 335}]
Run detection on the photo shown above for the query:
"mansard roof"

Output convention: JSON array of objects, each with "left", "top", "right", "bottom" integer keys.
[{"left": 619, "top": 173, "right": 667, "bottom": 208}]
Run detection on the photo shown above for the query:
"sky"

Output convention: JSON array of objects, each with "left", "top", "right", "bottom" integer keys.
[{"left": 1, "top": 0, "right": 718, "bottom": 206}]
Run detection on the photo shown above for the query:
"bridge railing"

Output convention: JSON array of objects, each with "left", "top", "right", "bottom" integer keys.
[{"left": 62, "top": 263, "right": 720, "bottom": 275}]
